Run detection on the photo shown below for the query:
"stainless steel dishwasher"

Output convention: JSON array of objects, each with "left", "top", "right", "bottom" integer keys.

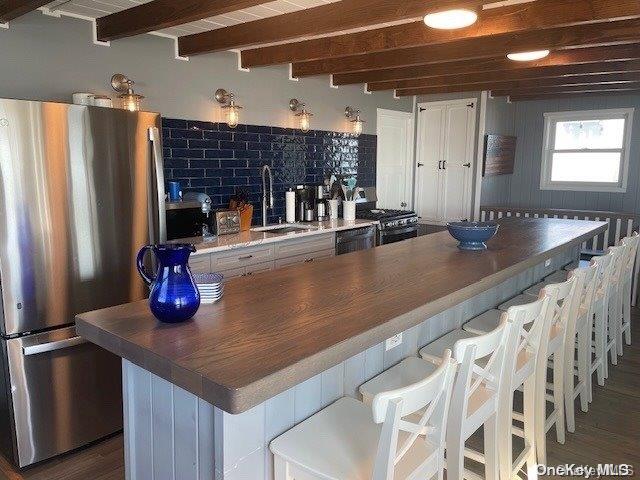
[{"left": 335, "top": 225, "right": 376, "bottom": 255}]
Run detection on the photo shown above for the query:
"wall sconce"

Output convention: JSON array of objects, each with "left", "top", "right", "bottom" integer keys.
[
  {"left": 111, "top": 74, "right": 144, "bottom": 112},
  {"left": 289, "top": 98, "right": 313, "bottom": 133},
  {"left": 345, "top": 106, "right": 365, "bottom": 136},
  {"left": 215, "top": 88, "right": 243, "bottom": 128}
]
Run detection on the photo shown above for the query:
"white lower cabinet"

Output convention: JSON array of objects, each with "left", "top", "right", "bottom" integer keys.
[{"left": 189, "top": 232, "right": 336, "bottom": 279}]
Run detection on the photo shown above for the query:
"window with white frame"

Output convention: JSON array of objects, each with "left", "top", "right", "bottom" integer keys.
[{"left": 540, "top": 108, "right": 634, "bottom": 192}]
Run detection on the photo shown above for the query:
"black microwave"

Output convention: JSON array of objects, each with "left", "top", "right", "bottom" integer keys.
[{"left": 166, "top": 201, "right": 215, "bottom": 240}]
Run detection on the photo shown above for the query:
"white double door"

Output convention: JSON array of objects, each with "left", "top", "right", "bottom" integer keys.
[{"left": 415, "top": 98, "right": 476, "bottom": 224}]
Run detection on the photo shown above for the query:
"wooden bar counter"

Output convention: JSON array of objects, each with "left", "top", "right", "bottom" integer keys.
[{"left": 76, "top": 218, "right": 606, "bottom": 479}]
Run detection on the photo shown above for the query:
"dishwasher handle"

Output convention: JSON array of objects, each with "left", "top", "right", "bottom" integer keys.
[{"left": 22, "top": 336, "right": 88, "bottom": 356}]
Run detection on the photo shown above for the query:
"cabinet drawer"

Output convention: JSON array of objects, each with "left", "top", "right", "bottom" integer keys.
[
  {"left": 210, "top": 245, "right": 275, "bottom": 270},
  {"left": 275, "top": 233, "right": 335, "bottom": 259},
  {"left": 275, "top": 248, "right": 334, "bottom": 269},
  {"left": 189, "top": 254, "right": 211, "bottom": 273}
]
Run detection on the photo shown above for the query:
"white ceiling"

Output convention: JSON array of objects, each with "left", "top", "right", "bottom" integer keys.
[{"left": 42, "top": 0, "right": 338, "bottom": 38}]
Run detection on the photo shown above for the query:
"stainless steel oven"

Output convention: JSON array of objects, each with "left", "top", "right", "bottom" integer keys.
[{"left": 378, "top": 223, "right": 419, "bottom": 245}]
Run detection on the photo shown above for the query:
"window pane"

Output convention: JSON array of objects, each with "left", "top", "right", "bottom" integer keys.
[
  {"left": 550, "top": 152, "right": 621, "bottom": 183},
  {"left": 554, "top": 118, "right": 625, "bottom": 150}
]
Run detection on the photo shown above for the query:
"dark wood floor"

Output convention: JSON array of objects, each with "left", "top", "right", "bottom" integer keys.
[{"left": 2, "top": 312, "right": 639, "bottom": 480}]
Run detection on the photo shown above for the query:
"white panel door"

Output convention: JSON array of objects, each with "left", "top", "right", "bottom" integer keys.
[
  {"left": 415, "top": 105, "right": 445, "bottom": 223},
  {"left": 376, "top": 109, "right": 414, "bottom": 209},
  {"left": 415, "top": 99, "right": 476, "bottom": 224},
  {"left": 442, "top": 103, "right": 474, "bottom": 221}
]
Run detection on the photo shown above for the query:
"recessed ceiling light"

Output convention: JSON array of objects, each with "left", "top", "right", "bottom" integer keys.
[
  {"left": 423, "top": 9, "right": 478, "bottom": 30},
  {"left": 507, "top": 50, "right": 551, "bottom": 62}
]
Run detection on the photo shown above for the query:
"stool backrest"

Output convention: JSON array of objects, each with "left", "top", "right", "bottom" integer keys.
[
  {"left": 371, "top": 351, "right": 456, "bottom": 480},
  {"left": 608, "top": 245, "right": 627, "bottom": 286},
  {"left": 569, "top": 262, "right": 599, "bottom": 321},
  {"left": 592, "top": 253, "right": 614, "bottom": 303},
  {"left": 500, "top": 296, "right": 551, "bottom": 397},
  {"left": 621, "top": 232, "right": 640, "bottom": 281}
]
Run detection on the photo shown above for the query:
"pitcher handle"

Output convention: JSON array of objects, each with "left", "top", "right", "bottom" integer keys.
[{"left": 136, "top": 245, "right": 155, "bottom": 287}]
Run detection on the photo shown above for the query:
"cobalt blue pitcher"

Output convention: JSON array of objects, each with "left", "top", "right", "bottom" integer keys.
[{"left": 136, "top": 244, "right": 200, "bottom": 323}]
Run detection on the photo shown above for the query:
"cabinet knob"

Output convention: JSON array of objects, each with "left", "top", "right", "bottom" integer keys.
[
  {"left": 463, "top": 163, "right": 471, "bottom": 168},
  {"left": 417, "top": 163, "right": 424, "bottom": 167}
]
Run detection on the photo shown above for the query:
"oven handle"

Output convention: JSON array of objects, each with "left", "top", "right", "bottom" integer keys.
[
  {"left": 380, "top": 225, "right": 419, "bottom": 237},
  {"left": 22, "top": 336, "right": 88, "bottom": 356}
]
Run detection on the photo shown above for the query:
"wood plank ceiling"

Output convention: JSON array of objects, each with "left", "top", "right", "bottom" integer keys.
[{"left": 8, "top": 0, "right": 640, "bottom": 101}]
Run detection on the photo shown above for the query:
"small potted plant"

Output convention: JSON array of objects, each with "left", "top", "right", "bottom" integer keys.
[{"left": 229, "top": 188, "right": 253, "bottom": 231}]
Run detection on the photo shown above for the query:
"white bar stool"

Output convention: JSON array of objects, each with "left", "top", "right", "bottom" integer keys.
[
  {"left": 590, "top": 253, "right": 615, "bottom": 384},
  {"left": 524, "top": 264, "right": 598, "bottom": 418},
  {"left": 270, "top": 351, "right": 457, "bottom": 480},
  {"left": 606, "top": 245, "right": 626, "bottom": 361},
  {"left": 466, "top": 277, "right": 579, "bottom": 467},
  {"left": 360, "top": 318, "right": 514, "bottom": 480},
  {"left": 620, "top": 233, "right": 640, "bottom": 348},
  {"left": 561, "top": 265, "right": 598, "bottom": 429}
]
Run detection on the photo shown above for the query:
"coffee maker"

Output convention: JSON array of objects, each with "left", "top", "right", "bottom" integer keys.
[
  {"left": 295, "top": 185, "right": 316, "bottom": 222},
  {"left": 315, "top": 185, "right": 329, "bottom": 221}
]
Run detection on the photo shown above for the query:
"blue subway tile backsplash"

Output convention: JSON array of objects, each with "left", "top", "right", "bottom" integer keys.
[{"left": 162, "top": 118, "right": 377, "bottom": 224}]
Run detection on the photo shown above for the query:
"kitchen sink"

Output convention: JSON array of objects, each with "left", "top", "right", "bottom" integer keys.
[{"left": 251, "top": 223, "right": 318, "bottom": 234}]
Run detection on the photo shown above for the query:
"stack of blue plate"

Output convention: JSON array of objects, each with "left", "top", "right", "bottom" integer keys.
[{"left": 193, "top": 273, "right": 224, "bottom": 304}]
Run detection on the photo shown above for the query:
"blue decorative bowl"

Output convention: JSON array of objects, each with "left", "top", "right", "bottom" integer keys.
[{"left": 447, "top": 221, "right": 499, "bottom": 251}]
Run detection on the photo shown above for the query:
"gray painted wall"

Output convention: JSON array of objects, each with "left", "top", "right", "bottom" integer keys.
[
  {"left": 502, "top": 93, "right": 640, "bottom": 215},
  {"left": 480, "top": 96, "right": 516, "bottom": 206},
  {"left": 0, "top": 13, "right": 412, "bottom": 134}
]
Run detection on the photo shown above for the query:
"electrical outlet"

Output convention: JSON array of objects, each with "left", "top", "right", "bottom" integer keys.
[
  {"left": 544, "top": 259, "right": 552, "bottom": 267},
  {"left": 385, "top": 333, "right": 403, "bottom": 351}
]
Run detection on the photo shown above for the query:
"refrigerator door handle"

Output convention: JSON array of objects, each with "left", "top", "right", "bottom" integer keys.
[
  {"left": 22, "top": 336, "right": 87, "bottom": 356},
  {"left": 149, "top": 126, "right": 167, "bottom": 243}
]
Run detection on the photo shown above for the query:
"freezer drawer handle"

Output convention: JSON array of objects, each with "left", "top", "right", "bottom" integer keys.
[{"left": 22, "top": 336, "right": 88, "bottom": 356}]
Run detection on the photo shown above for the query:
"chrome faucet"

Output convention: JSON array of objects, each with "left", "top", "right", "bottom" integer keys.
[{"left": 261, "top": 164, "right": 274, "bottom": 226}]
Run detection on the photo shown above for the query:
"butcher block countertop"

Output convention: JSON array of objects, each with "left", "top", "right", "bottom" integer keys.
[{"left": 76, "top": 218, "right": 607, "bottom": 414}]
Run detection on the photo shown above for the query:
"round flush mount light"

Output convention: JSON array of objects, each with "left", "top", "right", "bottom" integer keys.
[
  {"left": 507, "top": 49, "right": 550, "bottom": 62},
  {"left": 423, "top": 9, "right": 478, "bottom": 30}
]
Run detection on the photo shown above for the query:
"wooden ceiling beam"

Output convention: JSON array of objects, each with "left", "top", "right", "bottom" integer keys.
[
  {"left": 0, "top": 0, "right": 50, "bottom": 22},
  {"left": 96, "top": 0, "right": 274, "bottom": 42},
  {"left": 292, "top": 18, "right": 640, "bottom": 77},
  {"left": 333, "top": 44, "right": 640, "bottom": 85},
  {"left": 178, "top": 0, "right": 487, "bottom": 56},
  {"left": 241, "top": 0, "right": 640, "bottom": 68},
  {"left": 394, "top": 72, "right": 640, "bottom": 96},
  {"left": 509, "top": 89, "right": 640, "bottom": 101},
  {"left": 368, "top": 60, "right": 640, "bottom": 91},
  {"left": 491, "top": 82, "right": 640, "bottom": 98}
]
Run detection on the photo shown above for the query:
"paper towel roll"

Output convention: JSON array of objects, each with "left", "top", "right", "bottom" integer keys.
[{"left": 285, "top": 190, "right": 296, "bottom": 223}]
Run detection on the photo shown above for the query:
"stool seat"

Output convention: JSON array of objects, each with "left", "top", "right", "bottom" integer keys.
[
  {"left": 418, "top": 329, "right": 477, "bottom": 363},
  {"left": 462, "top": 309, "right": 502, "bottom": 335},
  {"left": 498, "top": 294, "right": 537, "bottom": 311},
  {"left": 270, "top": 397, "right": 438, "bottom": 480},
  {"left": 360, "top": 356, "right": 437, "bottom": 405}
]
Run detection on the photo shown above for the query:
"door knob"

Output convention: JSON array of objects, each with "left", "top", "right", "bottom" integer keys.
[
  {"left": 401, "top": 202, "right": 407, "bottom": 208},
  {"left": 463, "top": 163, "right": 471, "bottom": 168}
]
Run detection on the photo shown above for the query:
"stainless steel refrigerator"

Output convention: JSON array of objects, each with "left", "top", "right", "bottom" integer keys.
[{"left": 0, "top": 98, "right": 166, "bottom": 467}]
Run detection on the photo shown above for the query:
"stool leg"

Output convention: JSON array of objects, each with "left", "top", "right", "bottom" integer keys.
[
  {"left": 577, "top": 322, "right": 589, "bottom": 413},
  {"left": 483, "top": 412, "right": 499, "bottom": 480},
  {"left": 535, "top": 366, "right": 547, "bottom": 467},
  {"left": 553, "top": 349, "right": 566, "bottom": 445},
  {"left": 594, "top": 307, "right": 608, "bottom": 381},
  {"left": 564, "top": 346, "right": 576, "bottom": 433},
  {"left": 523, "top": 376, "right": 538, "bottom": 479},
  {"left": 623, "top": 281, "right": 632, "bottom": 346}
]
